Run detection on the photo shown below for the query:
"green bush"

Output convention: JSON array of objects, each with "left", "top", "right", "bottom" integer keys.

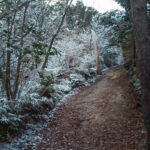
[
  {"left": 39, "top": 73, "right": 55, "bottom": 98},
  {"left": 20, "top": 99, "right": 54, "bottom": 123},
  {"left": 0, "top": 101, "right": 22, "bottom": 141}
]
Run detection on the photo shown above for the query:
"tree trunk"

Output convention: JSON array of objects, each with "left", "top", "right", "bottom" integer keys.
[
  {"left": 133, "top": 40, "right": 136, "bottom": 67},
  {"left": 130, "top": 0, "right": 150, "bottom": 149},
  {"left": 91, "top": 30, "right": 102, "bottom": 75},
  {"left": 41, "top": 0, "right": 73, "bottom": 70},
  {"left": 5, "top": 8, "right": 12, "bottom": 100},
  {"left": 5, "top": 51, "right": 11, "bottom": 100},
  {"left": 13, "top": 4, "right": 28, "bottom": 99}
]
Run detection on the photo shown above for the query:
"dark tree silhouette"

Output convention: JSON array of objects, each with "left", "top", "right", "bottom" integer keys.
[{"left": 130, "top": 0, "right": 150, "bottom": 149}]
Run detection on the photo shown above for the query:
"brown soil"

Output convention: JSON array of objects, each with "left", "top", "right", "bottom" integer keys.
[{"left": 35, "top": 68, "right": 146, "bottom": 150}]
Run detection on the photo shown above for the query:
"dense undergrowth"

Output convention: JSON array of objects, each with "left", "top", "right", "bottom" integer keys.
[
  {"left": 0, "top": 30, "right": 123, "bottom": 141},
  {"left": 0, "top": 59, "right": 97, "bottom": 141},
  {"left": 0, "top": 0, "right": 124, "bottom": 142}
]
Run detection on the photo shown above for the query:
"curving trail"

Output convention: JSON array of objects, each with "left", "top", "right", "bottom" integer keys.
[{"left": 35, "top": 68, "right": 145, "bottom": 150}]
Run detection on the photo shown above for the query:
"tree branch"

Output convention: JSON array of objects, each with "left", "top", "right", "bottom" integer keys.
[
  {"left": 0, "top": 0, "right": 35, "bottom": 19},
  {"left": 41, "top": 0, "right": 73, "bottom": 69}
]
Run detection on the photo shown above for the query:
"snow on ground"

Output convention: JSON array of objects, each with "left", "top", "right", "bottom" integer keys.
[
  {"left": 0, "top": 29, "right": 123, "bottom": 149},
  {"left": 0, "top": 75, "right": 101, "bottom": 150}
]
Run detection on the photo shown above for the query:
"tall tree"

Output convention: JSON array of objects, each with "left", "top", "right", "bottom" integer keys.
[
  {"left": 41, "top": 0, "right": 73, "bottom": 69},
  {"left": 130, "top": 0, "right": 150, "bottom": 149},
  {"left": 13, "top": 3, "right": 29, "bottom": 99}
]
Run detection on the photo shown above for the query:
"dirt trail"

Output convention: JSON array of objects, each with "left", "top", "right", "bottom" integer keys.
[{"left": 36, "top": 68, "right": 145, "bottom": 150}]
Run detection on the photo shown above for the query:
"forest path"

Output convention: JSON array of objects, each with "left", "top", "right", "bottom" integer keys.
[{"left": 36, "top": 68, "right": 145, "bottom": 150}]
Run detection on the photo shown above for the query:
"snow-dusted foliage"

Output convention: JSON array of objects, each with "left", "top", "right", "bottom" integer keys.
[
  {"left": 21, "top": 29, "right": 97, "bottom": 103},
  {"left": 92, "top": 10, "right": 133, "bottom": 65},
  {"left": 0, "top": 99, "right": 22, "bottom": 141},
  {"left": 92, "top": 12, "right": 123, "bottom": 68},
  {"left": 0, "top": 0, "right": 124, "bottom": 144}
]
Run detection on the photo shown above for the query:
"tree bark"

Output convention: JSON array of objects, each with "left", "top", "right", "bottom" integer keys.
[
  {"left": 5, "top": 51, "right": 11, "bottom": 100},
  {"left": 13, "top": 4, "right": 28, "bottom": 99},
  {"left": 91, "top": 30, "right": 102, "bottom": 75},
  {"left": 133, "top": 40, "right": 136, "bottom": 67},
  {"left": 130, "top": 0, "right": 150, "bottom": 149},
  {"left": 5, "top": 3, "right": 12, "bottom": 100}
]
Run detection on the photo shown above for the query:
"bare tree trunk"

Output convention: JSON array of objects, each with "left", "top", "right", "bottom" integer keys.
[
  {"left": 41, "top": 0, "right": 73, "bottom": 70},
  {"left": 91, "top": 30, "right": 102, "bottom": 75},
  {"left": 130, "top": 0, "right": 150, "bottom": 149},
  {"left": 5, "top": 51, "right": 11, "bottom": 100},
  {"left": 5, "top": 7, "right": 12, "bottom": 100},
  {"left": 13, "top": 4, "right": 28, "bottom": 99},
  {"left": 5, "top": 0, "right": 22, "bottom": 100}
]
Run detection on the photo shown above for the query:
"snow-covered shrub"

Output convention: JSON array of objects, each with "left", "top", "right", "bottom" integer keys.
[
  {"left": 69, "top": 73, "right": 86, "bottom": 88},
  {"left": 0, "top": 100, "right": 22, "bottom": 141},
  {"left": 75, "top": 68, "right": 92, "bottom": 79},
  {"left": 53, "top": 79, "right": 72, "bottom": 94},
  {"left": 51, "top": 79, "right": 72, "bottom": 102},
  {"left": 39, "top": 73, "right": 55, "bottom": 98},
  {"left": 23, "top": 71, "right": 55, "bottom": 99},
  {"left": 73, "top": 52, "right": 97, "bottom": 79},
  {"left": 20, "top": 97, "right": 54, "bottom": 122}
]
